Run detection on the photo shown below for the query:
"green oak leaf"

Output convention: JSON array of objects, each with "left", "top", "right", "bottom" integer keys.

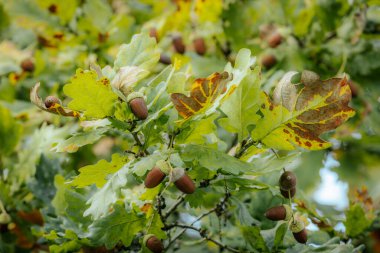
[
  {"left": 63, "top": 69, "right": 117, "bottom": 119},
  {"left": 88, "top": 204, "right": 146, "bottom": 249},
  {"left": 70, "top": 153, "right": 127, "bottom": 188},
  {"left": 241, "top": 226, "right": 270, "bottom": 253},
  {"left": 178, "top": 144, "right": 257, "bottom": 175},
  {"left": 52, "top": 128, "right": 107, "bottom": 153},
  {"left": 219, "top": 66, "right": 262, "bottom": 141},
  {"left": 344, "top": 203, "right": 372, "bottom": 238},
  {"left": 0, "top": 104, "right": 22, "bottom": 155},
  {"left": 114, "top": 32, "right": 160, "bottom": 72}
]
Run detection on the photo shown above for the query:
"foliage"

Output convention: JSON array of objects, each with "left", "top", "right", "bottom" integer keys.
[{"left": 0, "top": 1, "right": 379, "bottom": 253}]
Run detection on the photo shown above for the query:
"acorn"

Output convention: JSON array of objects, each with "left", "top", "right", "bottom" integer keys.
[
  {"left": 127, "top": 92, "right": 148, "bottom": 120},
  {"left": 264, "top": 204, "right": 292, "bottom": 221},
  {"left": 144, "top": 160, "right": 170, "bottom": 188},
  {"left": 279, "top": 171, "right": 297, "bottom": 191},
  {"left": 172, "top": 168, "right": 195, "bottom": 194},
  {"left": 0, "top": 213, "right": 11, "bottom": 224},
  {"left": 347, "top": 80, "right": 359, "bottom": 98},
  {"left": 159, "top": 54, "right": 172, "bottom": 65},
  {"left": 267, "top": 32, "right": 282, "bottom": 48},
  {"left": 44, "top": 96, "right": 62, "bottom": 108},
  {"left": 172, "top": 35, "right": 186, "bottom": 54},
  {"left": 261, "top": 54, "right": 277, "bottom": 69},
  {"left": 280, "top": 187, "right": 296, "bottom": 199},
  {"left": 193, "top": 37, "right": 207, "bottom": 55},
  {"left": 149, "top": 28, "right": 159, "bottom": 42},
  {"left": 20, "top": 59, "right": 35, "bottom": 72},
  {"left": 290, "top": 219, "right": 307, "bottom": 244},
  {"left": 144, "top": 234, "right": 164, "bottom": 253}
]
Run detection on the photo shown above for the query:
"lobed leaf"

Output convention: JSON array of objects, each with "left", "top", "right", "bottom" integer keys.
[{"left": 251, "top": 71, "right": 355, "bottom": 150}]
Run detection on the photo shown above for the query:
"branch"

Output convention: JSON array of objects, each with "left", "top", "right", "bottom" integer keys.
[
  {"left": 166, "top": 224, "right": 241, "bottom": 253},
  {"left": 163, "top": 194, "right": 186, "bottom": 220}
]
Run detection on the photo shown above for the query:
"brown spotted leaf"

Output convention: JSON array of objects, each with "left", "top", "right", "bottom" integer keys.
[
  {"left": 171, "top": 71, "right": 231, "bottom": 119},
  {"left": 30, "top": 82, "right": 80, "bottom": 117},
  {"left": 251, "top": 71, "right": 355, "bottom": 150}
]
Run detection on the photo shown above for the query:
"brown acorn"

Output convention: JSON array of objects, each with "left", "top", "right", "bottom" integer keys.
[
  {"left": 149, "top": 28, "right": 159, "bottom": 42},
  {"left": 264, "top": 204, "right": 292, "bottom": 221},
  {"left": 280, "top": 187, "right": 296, "bottom": 199},
  {"left": 159, "top": 54, "right": 172, "bottom": 65},
  {"left": 290, "top": 219, "right": 307, "bottom": 244},
  {"left": 144, "top": 234, "right": 164, "bottom": 253},
  {"left": 261, "top": 54, "right": 277, "bottom": 69},
  {"left": 172, "top": 168, "right": 195, "bottom": 194},
  {"left": 127, "top": 92, "right": 148, "bottom": 120},
  {"left": 193, "top": 37, "right": 207, "bottom": 55},
  {"left": 145, "top": 167, "right": 166, "bottom": 188},
  {"left": 279, "top": 171, "right": 297, "bottom": 191},
  {"left": 172, "top": 35, "right": 186, "bottom": 54},
  {"left": 44, "top": 96, "right": 62, "bottom": 108},
  {"left": 267, "top": 32, "right": 282, "bottom": 48},
  {"left": 20, "top": 59, "right": 35, "bottom": 72}
]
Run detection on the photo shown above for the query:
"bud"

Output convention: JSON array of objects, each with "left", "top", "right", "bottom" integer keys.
[{"left": 144, "top": 234, "right": 164, "bottom": 253}]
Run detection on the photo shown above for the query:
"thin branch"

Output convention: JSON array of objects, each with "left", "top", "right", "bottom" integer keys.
[
  {"left": 167, "top": 224, "right": 240, "bottom": 253},
  {"left": 163, "top": 194, "right": 186, "bottom": 220},
  {"left": 235, "top": 139, "right": 256, "bottom": 159}
]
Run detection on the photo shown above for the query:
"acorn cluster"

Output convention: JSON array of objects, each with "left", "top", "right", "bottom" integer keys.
[
  {"left": 149, "top": 28, "right": 207, "bottom": 65},
  {"left": 144, "top": 160, "right": 196, "bottom": 194},
  {"left": 264, "top": 170, "right": 307, "bottom": 244},
  {"left": 259, "top": 24, "right": 283, "bottom": 69}
]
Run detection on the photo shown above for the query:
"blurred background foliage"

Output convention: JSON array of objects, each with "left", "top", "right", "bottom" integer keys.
[{"left": 0, "top": 0, "right": 379, "bottom": 252}]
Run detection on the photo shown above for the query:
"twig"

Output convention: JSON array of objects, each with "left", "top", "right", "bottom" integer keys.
[
  {"left": 163, "top": 194, "right": 186, "bottom": 220},
  {"left": 132, "top": 132, "right": 150, "bottom": 155},
  {"left": 167, "top": 224, "right": 241, "bottom": 253},
  {"left": 235, "top": 139, "right": 256, "bottom": 159}
]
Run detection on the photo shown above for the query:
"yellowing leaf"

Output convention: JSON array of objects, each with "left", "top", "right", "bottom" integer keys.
[
  {"left": 171, "top": 71, "right": 231, "bottom": 119},
  {"left": 71, "top": 154, "right": 127, "bottom": 188},
  {"left": 30, "top": 82, "right": 80, "bottom": 117},
  {"left": 251, "top": 71, "right": 355, "bottom": 150},
  {"left": 195, "top": 0, "right": 223, "bottom": 23},
  {"left": 63, "top": 69, "right": 117, "bottom": 119}
]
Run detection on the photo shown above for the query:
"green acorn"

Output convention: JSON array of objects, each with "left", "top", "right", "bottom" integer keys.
[
  {"left": 172, "top": 168, "right": 195, "bottom": 194},
  {"left": 290, "top": 219, "right": 307, "bottom": 244},
  {"left": 127, "top": 92, "right": 148, "bottom": 120},
  {"left": 264, "top": 204, "right": 292, "bottom": 221},
  {"left": 144, "top": 234, "right": 164, "bottom": 253}
]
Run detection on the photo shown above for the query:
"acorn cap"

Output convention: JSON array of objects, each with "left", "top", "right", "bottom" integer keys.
[
  {"left": 290, "top": 219, "right": 305, "bottom": 233},
  {"left": 155, "top": 160, "right": 171, "bottom": 175},
  {"left": 144, "top": 234, "right": 164, "bottom": 253},
  {"left": 279, "top": 171, "right": 297, "bottom": 191},
  {"left": 127, "top": 91, "right": 145, "bottom": 103},
  {"left": 170, "top": 167, "right": 185, "bottom": 182}
]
